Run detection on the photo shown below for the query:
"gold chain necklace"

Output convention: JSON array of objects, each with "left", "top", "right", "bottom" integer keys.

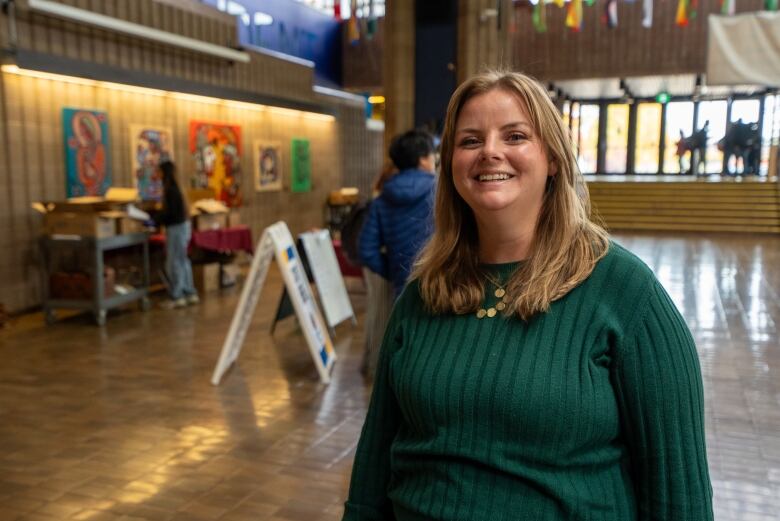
[{"left": 476, "top": 271, "right": 510, "bottom": 319}]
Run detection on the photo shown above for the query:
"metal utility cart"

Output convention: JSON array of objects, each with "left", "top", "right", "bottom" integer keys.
[{"left": 40, "top": 232, "right": 151, "bottom": 326}]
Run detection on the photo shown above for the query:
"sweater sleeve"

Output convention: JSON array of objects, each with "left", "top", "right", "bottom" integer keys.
[
  {"left": 342, "top": 291, "right": 407, "bottom": 520},
  {"left": 358, "top": 202, "right": 388, "bottom": 279},
  {"left": 612, "top": 279, "right": 713, "bottom": 521}
]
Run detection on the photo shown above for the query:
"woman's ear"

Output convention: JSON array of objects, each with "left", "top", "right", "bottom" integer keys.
[{"left": 548, "top": 160, "right": 558, "bottom": 177}]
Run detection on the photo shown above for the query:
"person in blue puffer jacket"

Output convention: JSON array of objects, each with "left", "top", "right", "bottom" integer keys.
[{"left": 359, "top": 130, "right": 437, "bottom": 297}]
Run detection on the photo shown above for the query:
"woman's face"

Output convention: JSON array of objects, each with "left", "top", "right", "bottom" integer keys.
[{"left": 451, "top": 88, "right": 553, "bottom": 222}]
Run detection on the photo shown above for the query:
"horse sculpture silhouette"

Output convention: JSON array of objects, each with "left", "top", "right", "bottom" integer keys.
[
  {"left": 676, "top": 125, "right": 708, "bottom": 175},
  {"left": 718, "top": 119, "right": 761, "bottom": 175}
]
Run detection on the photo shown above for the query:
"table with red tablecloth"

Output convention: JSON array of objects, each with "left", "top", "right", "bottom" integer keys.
[
  {"left": 332, "top": 238, "right": 363, "bottom": 278},
  {"left": 149, "top": 225, "right": 254, "bottom": 254}
]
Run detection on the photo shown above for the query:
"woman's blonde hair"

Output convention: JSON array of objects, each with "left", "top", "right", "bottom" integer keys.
[{"left": 411, "top": 70, "right": 609, "bottom": 320}]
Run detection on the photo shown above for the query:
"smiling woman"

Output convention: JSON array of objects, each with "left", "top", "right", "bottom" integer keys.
[{"left": 342, "top": 71, "right": 714, "bottom": 521}]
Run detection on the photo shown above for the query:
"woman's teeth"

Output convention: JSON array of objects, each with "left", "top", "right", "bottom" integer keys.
[{"left": 478, "top": 173, "right": 511, "bottom": 182}]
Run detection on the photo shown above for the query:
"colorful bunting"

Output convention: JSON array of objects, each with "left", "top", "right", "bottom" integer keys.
[
  {"left": 642, "top": 0, "right": 653, "bottom": 27},
  {"left": 565, "top": 0, "right": 583, "bottom": 31},
  {"left": 605, "top": 0, "right": 618, "bottom": 28},
  {"left": 347, "top": 0, "right": 360, "bottom": 44},
  {"left": 552, "top": 0, "right": 564, "bottom": 7},
  {"left": 676, "top": 0, "right": 690, "bottom": 26},
  {"left": 532, "top": 1, "right": 547, "bottom": 33}
]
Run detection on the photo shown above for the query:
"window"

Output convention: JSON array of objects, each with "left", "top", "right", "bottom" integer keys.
[
  {"left": 697, "top": 100, "right": 728, "bottom": 174},
  {"left": 761, "top": 94, "right": 780, "bottom": 176},
  {"left": 577, "top": 104, "right": 599, "bottom": 174},
  {"left": 663, "top": 101, "right": 694, "bottom": 174},
  {"left": 635, "top": 103, "right": 662, "bottom": 173},
  {"left": 605, "top": 104, "right": 629, "bottom": 173},
  {"left": 570, "top": 102, "right": 581, "bottom": 156}
]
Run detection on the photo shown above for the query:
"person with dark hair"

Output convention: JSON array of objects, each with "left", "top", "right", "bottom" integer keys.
[
  {"left": 358, "top": 130, "right": 437, "bottom": 297},
  {"left": 154, "top": 160, "right": 199, "bottom": 308},
  {"left": 343, "top": 71, "right": 712, "bottom": 520}
]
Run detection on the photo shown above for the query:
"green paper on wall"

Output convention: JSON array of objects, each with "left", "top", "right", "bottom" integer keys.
[{"left": 291, "top": 138, "right": 312, "bottom": 193}]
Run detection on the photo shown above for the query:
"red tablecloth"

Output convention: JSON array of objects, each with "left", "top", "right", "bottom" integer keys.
[
  {"left": 191, "top": 225, "right": 254, "bottom": 254},
  {"left": 332, "top": 239, "right": 363, "bottom": 278},
  {"left": 150, "top": 225, "right": 254, "bottom": 254}
]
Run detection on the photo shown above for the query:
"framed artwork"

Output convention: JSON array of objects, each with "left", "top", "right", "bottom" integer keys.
[
  {"left": 189, "top": 121, "right": 242, "bottom": 207},
  {"left": 129, "top": 124, "right": 174, "bottom": 201},
  {"left": 254, "top": 140, "right": 283, "bottom": 192},
  {"left": 63, "top": 108, "right": 111, "bottom": 197},
  {"left": 290, "top": 138, "right": 311, "bottom": 193}
]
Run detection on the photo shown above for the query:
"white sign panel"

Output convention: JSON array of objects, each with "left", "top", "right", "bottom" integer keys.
[
  {"left": 299, "top": 230, "right": 355, "bottom": 329},
  {"left": 212, "top": 221, "right": 336, "bottom": 385}
]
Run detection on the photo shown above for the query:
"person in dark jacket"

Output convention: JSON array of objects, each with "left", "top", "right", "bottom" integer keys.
[
  {"left": 154, "top": 160, "right": 199, "bottom": 308},
  {"left": 358, "top": 130, "right": 436, "bottom": 297}
]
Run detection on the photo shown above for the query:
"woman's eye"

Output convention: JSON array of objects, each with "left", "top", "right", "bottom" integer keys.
[
  {"left": 508, "top": 133, "right": 526, "bottom": 142},
  {"left": 460, "top": 137, "right": 480, "bottom": 147}
]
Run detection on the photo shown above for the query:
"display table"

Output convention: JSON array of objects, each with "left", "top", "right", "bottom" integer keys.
[
  {"left": 332, "top": 239, "right": 363, "bottom": 278},
  {"left": 40, "top": 232, "right": 151, "bottom": 326},
  {"left": 149, "top": 225, "right": 254, "bottom": 255}
]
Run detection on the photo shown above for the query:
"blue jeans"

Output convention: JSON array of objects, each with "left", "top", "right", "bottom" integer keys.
[{"left": 166, "top": 221, "right": 196, "bottom": 300}]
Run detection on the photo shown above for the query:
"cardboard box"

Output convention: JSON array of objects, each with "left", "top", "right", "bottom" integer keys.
[
  {"left": 227, "top": 210, "right": 241, "bottom": 228},
  {"left": 328, "top": 187, "right": 360, "bottom": 206},
  {"left": 49, "top": 267, "right": 115, "bottom": 299},
  {"left": 117, "top": 217, "right": 145, "bottom": 235},
  {"left": 43, "top": 211, "right": 116, "bottom": 238},
  {"left": 193, "top": 263, "right": 220, "bottom": 294},
  {"left": 194, "top": 212, "right": 228, "bottom": 231}
]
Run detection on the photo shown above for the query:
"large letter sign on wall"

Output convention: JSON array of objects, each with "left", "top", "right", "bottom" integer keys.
[{"left": 212, "top": 221, "right": 336, "bottom": 385}]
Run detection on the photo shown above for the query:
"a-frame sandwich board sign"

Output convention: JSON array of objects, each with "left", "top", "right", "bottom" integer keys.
[{"left": 211, "top": 221, "right": 336, "bottom": 385}]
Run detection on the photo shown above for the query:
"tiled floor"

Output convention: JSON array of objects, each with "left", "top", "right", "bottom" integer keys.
[{"left": 0, "top": 232, "right": 778, "bottom": 520}]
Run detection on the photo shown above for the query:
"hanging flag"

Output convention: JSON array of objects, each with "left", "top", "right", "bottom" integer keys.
[
  {"left": 721, "top": 0, "right": 735, "bottom": 14},
  {"left": 766, "top": 0, "right": 779, "bottom": 10},
  {"left": 566, "top": 0, "right": 583, "bottom": 31},
  {"left": 347, "top": 0, "right": 360, "bottom": 45},
  {"left": 334, "top": 3, "right": 341, "bottom": 21},
  {"left": 642, "top": 0, "right": 653, "bottom": 27},
  {"left": 676, "top": 0, "right": 689, "bottom": 26},
  {"left": 605, "top": 0, "right": 618, "bottom": 28},
  {"left": 532, "top": 1, "right": 547, "bottom": 32}
]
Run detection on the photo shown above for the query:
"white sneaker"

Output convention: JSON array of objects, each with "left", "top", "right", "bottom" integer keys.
[
  {"left": 186, "top": 294, "right": 200, "bottom": 305},
  {"left": 161, "top": 298, "right": 187, "bottom": 309}
]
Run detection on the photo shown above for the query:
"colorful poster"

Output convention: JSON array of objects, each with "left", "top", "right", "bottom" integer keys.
[
  {"left": 254, "top": 140, "right": 283, "bottom": 192},
  {"left": 63, "top": 108, "right": 111, "bottom": 198},
  {"left": 189, "top": 121, "right": 242, "bottom": 207},
  {"left": 129, "top": 125, "right": 174, "bottom": 201},
  {"left": 290, "top": 138, "right": 311, "bottom": 193}
]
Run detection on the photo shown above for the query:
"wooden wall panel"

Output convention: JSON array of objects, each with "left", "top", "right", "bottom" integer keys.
[{"left": 511, "top": 1, "right": 766, "bottom": 81}]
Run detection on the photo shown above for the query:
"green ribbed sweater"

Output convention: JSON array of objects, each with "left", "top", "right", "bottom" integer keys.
[{"left": 343, "top": 243, "right": 713, "bottom": 521}]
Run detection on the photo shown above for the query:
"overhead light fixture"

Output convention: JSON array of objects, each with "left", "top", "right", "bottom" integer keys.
[
  {"left": 368, "top": 95, "right": 385, "bottom": 104},
  {"left": 254, "top": 12, "right": 274, "bottom": 26},
  {"left": 655, "top": 91, "right": 671, "bottom": 104},
  {"left": 1, "top": 65, "right": 334, "bottom": 122}
]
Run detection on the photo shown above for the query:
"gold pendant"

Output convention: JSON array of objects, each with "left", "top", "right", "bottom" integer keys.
[
  {"left": 487, "top": 307, "right": 497, "bottom": 318},
  {"left": 495, "top": 301, "right": 506, "bottom": 311},
  {"left": 494, "top": 288, "right": 506, "bottom": 298},
  {"left": 476, "top": 308, "right": 487, "bottom": 319}
]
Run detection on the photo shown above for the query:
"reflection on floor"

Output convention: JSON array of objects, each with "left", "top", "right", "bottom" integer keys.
[{"left": 0, "top": 232, "right": 778, "bottom": 521}]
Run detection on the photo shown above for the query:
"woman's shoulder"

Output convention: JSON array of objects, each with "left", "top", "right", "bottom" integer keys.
[
  {"left": 582, "top": 240, "right": 660, "bottom": 306},
  {"left": 595, "top": 240, "right": 657, "bottom": 283}
]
